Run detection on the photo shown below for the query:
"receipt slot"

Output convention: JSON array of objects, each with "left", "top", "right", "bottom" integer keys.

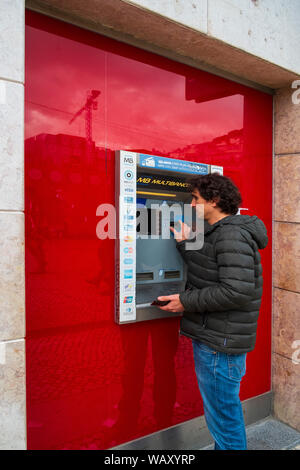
[{"left": 115, "top": 151, "right": 223, "bottom": 324}]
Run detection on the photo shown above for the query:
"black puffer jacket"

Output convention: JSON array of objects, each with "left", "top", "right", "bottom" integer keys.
[{"left": 177, "top": 215, "right": 268, "bottom": 354}]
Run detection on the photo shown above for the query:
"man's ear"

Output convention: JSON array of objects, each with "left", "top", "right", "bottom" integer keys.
[{"left": 210, "top": 197, "right": 220, "bottom": 208}]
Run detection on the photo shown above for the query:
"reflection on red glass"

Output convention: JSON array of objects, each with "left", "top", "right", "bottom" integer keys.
[{"left": 25, "top": 11, "right": 273, "bottom": 449}]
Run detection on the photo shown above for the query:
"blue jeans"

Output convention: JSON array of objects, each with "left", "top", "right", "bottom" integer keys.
[{"left": 192, "top": 340, "right": 247, "bottom": 450}]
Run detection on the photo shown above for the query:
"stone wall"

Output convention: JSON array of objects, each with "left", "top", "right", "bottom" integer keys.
[
  {"left": 273, "top": 85, "right": 300, "bottom": 431},
  {"left": 0, "top": 0, "right": 26, "bottom": 450},
  {"left": 126, "top": 0, "right": 300, "bottom": 75}
]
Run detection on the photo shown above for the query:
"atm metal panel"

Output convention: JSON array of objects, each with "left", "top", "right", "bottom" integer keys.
[{"left": 115, "top": 150, "right": 217, "bottom": 324}]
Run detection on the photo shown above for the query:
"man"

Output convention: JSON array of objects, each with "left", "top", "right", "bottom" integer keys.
[{"left": 157, "top": 173, "right": 268, "bottom": 450}]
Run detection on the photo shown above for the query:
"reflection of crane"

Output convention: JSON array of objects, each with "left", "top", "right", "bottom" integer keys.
[{"left": 69, "top": 90, "right": 101, "bottom": 143}]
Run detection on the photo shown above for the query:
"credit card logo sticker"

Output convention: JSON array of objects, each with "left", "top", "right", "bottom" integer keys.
[
  {"left": 124, "top": 307, "right": 133, "bottom": 314},
  {"left": 124, "top": 283, "right": 134, "bottom": 290},
  {"left": 123, "top": 296, "right": 133, "bottom": 303},
  {"left": 123, "top": 224, "right": 134, "bottom": 231},
  {"left": 124, "top": 235, "right": 133, "bottom": 242},
  {"left": 124, "top": 170, "right": 134, "bottom": 181},
  {"left": 124, "top": 197, "right": 134, "bottom": 203},
  {"left": 124, "top": 247, "right": 134, "bottom": 253},
  {"left": 124, "top": 258, "right": 133, "bottom": 265},
  {"left": 124, "top": 269, "right": 133, "bottom": 279}
]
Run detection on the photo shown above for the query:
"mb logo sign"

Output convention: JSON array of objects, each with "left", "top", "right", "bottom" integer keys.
[{"left": 124, "top": 156, "right": 134, "bottom": 165}]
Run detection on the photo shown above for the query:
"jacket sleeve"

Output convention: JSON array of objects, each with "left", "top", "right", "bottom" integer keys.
[
  {"left": 176, "top": 239, "right": 194, "bottom": 264},
  {"left": 179, "top": 231, "right": 256, "bottom": 313}
]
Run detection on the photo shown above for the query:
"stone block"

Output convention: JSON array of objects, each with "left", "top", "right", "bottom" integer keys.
[
  {"left": 0, "top": 212, "right": 25, "bottom": 341},
  {"left": 274, "top": 154, "right": 300, "bottom": 223},
  {"left": 273, "top": 222, "right": 300, "bottom": 292},
  {"left": 275, "top": 87, "right": 300, "bottom": 155},
  {"left": 0, "top": 0, "right": 24, "bottom": 83},
  {"left": 0, "top": 339, "right": 26, "bottom": 450},
  {"left": 273, "top": 352, "right": 300, "bottom": 431},
  {"left": 0, "top": 80, "right": 24, "bottom": 211},
  {"left": 273, "top": 288, "right": 300, "bottom": 361}
]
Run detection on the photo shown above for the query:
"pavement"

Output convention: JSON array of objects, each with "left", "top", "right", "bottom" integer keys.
[{"left": 200, "top": 417, "right": 300, "bottom": 450}]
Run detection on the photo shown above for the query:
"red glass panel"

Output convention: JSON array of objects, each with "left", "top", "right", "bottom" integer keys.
[{"left": 25, "top": 10, "right": 273, "bottom": 449}]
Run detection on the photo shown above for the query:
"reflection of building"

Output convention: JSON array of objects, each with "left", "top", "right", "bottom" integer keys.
[
  {"left": 169, "top": 128, "right": 243, "bottom": 161},
  {"left": 25, "top": 133, "right": 111, "bottom": 238},
  {"left": 25, "top": 132, "right": 104, "bottom": 172}
]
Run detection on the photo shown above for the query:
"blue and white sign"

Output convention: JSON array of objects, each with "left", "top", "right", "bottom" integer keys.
[
  {"left": 138, "top": 154, "right": 209, "bottom": 175},
  {"left": 210, "top": 165, "right": 223, "bottom": 175}
]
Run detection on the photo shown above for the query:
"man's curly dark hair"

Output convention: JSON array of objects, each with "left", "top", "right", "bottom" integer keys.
[{"left": 188, "top": 172, "right": 242, "bottom": 215}]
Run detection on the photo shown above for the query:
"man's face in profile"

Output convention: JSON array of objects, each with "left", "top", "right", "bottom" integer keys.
[{"left": 190, "top": 188, "right": 216, "bottom": 221}]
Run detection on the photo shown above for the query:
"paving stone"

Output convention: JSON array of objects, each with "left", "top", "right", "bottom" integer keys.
[{"left": 200, "top": 418, "right": 300, "bottom": 450}]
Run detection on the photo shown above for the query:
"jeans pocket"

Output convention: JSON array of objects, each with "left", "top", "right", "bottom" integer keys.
[
  {"left": 227, "top": 353, "right": 247, "bottom": 382},
  {"left": 195, "top": 341, "right": 217, "bottom": 354},
  {"left": 192, "top": 340, "right": 217, "bottom": 370}
]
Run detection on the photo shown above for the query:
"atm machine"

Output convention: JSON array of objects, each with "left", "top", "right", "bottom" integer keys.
[{"left": 115, "top": 151, "right": 223, "bottom": 324}]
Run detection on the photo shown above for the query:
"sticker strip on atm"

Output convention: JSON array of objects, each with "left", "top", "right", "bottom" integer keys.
[{"left": 118, "top": 151, "right": 137, "bottom": 322}]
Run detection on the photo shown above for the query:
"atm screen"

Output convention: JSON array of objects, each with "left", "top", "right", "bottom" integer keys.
[
  {"left": 136, "top": 198, "right": 160, "bottom": 236},
  {"left": 136, "top": 198, "right": 185, "bottom": 305}
]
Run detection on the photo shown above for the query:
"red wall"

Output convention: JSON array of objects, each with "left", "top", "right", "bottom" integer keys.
[{"left": 25, "top": 10, "right": 273, "bottom": 450}]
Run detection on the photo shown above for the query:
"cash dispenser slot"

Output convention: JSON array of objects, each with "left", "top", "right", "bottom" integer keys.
[
  {"left": 164, "top": 271, "right": 180, "bottom": 279},
  {"left": 137, "top": 272, "right": 154, "bottom": 281}
]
